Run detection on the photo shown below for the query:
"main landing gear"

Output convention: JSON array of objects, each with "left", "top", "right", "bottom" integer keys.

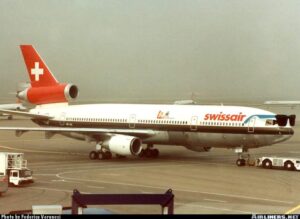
[
  {"left": 89, "top": 150, "right": 112, "bottom": 160},
  {"left": 89, "top": 142, "right": 113, "bottom": 160},
  {"left": 138, "top": 144, "right": 159, "bottom": 158},
  {"left": 88, "top": 143, "right": 160, "bottom": 160},
  {"left": 235, "top": 147, "right": 254, "bottom": 167}
]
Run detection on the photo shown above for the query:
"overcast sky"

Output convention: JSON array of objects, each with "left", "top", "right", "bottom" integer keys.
[{"left": 0, "top": 0, "right": 299, "bottom": 104}]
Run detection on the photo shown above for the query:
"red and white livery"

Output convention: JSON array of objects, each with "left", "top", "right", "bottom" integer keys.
[{"left": 0, "top": 45, "right": 295, "bottom": 166}]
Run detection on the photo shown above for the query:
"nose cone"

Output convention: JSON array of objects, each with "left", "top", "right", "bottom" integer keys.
[{"left": 273, "top": 127, "right": 294, "bottom": 144}]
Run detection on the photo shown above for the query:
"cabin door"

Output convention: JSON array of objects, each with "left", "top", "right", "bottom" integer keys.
[
  {"left": 190, "top": 116, "right": 198, "bottom": 131},
  {"left": 248, "top": 117, "right": 256, "bottom": 133},
  {"left": 129, "top": 114, "right": 136, "bottom": 128}
]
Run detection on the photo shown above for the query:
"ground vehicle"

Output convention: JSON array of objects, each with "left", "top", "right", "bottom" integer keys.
[
  {"left": 0, "top": 152, "right": 33, "bottom": 186},
  {"left": 257, "top": 156, "right": 300, "bottom": 171}
]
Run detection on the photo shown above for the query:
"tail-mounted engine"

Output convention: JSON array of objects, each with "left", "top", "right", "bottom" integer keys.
[
  {"left": 17, "top": 83, "right": 78, "bottom": 105},
  {"left": 275, "top": 114, "right": 296, "bottom": 127}
]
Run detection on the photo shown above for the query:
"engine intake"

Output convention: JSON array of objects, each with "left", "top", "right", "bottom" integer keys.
[
  {"left": 103, "top": 135, "right": 142, "bottom": 156},
  {"left": 64, "top": 84, "right": 79, "bottom": 101}
]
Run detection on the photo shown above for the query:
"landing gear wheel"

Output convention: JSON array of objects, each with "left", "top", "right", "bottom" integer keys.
[
  {"left": 97, "top": 152, "right": 104, "bottom": 160},
  {"left": 138, "top": 149, "right": 146, "bottom": 158},
  {"left": 151, "top": 149, "right": 159, "bottom": 158},
  {"left": 89, "top": 151, "right": 98, "bottom": 160},
  {"left": 141, "top": 148, "right": 160, "bottom": 158},
  {"left": 145, "top": 149, "right": 153, "bottom": 158},
  {"left": 236, "top": 159, "right": 246, "bottom": 166},
  {"left": 284, "top": 161, "right": 295, "bottom": 171}
]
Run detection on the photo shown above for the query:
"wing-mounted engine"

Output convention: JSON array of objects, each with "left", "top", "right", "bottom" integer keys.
[
  {"left": 103, "top": 135, "right": 142, "bottom": 156},
  {"left": 17, "top": 83, "right": 78, "bottom": 105}
]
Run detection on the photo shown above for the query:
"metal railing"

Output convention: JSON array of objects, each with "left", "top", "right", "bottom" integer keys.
[{"left": 72, "top": 188, "right": 174, "bottom": 214}]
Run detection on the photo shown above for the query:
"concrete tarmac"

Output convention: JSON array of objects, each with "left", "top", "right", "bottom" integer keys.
[{"left": 0, "top": 118, "right": 300, "bottom": 214}]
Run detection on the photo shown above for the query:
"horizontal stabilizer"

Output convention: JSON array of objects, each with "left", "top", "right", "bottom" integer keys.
[{"left": 0, "top": 109, "right": 52, "bottom": 119}]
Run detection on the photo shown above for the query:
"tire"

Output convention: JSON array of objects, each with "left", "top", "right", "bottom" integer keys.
[
  {"left": 138, "top": 149, "right": 145, "bottom": 158},
  {"left": 284, "top": 161, "right": 295, "bottom": 171},
  {"left": 151, "top": 149, "right": 159, "bottom": 158},
  {"left": 236, "top": 159, "right": 246, "bottom": 167},
  {"left": 97, "top": 152, "right": 104, "bottom": 160},
  {"left": 89, "top": 151, "right": 98, "bottom": 160},
  {"left": 262, "top": 159, "right": 272, "bottom": 169},
  {"left": 145, "top": 149, "right": 152, "bottom": 158}
]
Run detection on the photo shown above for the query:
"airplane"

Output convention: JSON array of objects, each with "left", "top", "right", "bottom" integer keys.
[
  {"left": 0, "top": 45, "right": 296, "bottom": 166},
  {"left": 264, "top": 100, "right": 300, "bottom": 109},
  {"left": 0, "top": 103, "right": 26, "bottom": 119},
  {"left": 264, "top": 101, "right": 300, "bottom": 105}
]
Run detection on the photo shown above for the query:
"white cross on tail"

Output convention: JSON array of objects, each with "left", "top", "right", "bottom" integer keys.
[{"left": 31, "top": 62, "right": 44, "bottom": 81}]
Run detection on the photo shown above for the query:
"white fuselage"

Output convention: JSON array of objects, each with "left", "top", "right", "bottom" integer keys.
[{"left": 29, "top": 103, "right": 293, "bottom": 151}]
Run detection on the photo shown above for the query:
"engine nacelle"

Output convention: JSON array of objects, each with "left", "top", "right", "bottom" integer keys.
[
  {"left": 103, "top": 135, "right": 142, "bottom": 156},
  {"left": 17, "top": 83, "right": 78, "bottom": 105},
  {"left": 184, "top": 145, "right": 211, "bottom": 152}
]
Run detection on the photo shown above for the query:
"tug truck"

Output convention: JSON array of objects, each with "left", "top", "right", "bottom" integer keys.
[
  {"left": 0, "top": 152, "right": 33, "bottom": 186},
  {"left": 257, "top": 156, "right": 300, "bottom": 171}
]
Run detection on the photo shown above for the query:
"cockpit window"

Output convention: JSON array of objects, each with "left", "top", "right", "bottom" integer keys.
[{"left": 266, "top": 119, "right": 277, "bottom": 126}]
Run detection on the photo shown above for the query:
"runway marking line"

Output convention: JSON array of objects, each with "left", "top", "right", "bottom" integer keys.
[
  {"left": 29, "top": 186, "right": 91, "bottom": 195},
  {"left": 87, "top": 185, "right": 105, "bottom": 189},
  {"left": 56, "top": 171, "right": 293, "bottom": 205},
  {"left": 204, "top": 198, "right": 227, "bottom": 203},
  {"left": 0, "top": 144, "right": 85, "bottom": 156},
  {"left": 285, "top": 204, "right": 300, "bottom": 214}
]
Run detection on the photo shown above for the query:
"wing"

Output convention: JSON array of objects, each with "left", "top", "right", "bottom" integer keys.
[
  {"left": 0, "top": 109, "right": 154, "bottom": 139},
  {"left": 0, "top": 126, "right": 155, "bottom": 139}
]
